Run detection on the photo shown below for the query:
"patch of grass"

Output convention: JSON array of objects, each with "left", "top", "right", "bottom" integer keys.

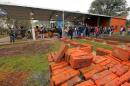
[
  {"left": 75, "top": 39, "right": 113, "bottom": 51},
  {"left": 0, "top": 54, "right": 48, "bottom": 72},
  {"left": 0, "top": 40, "right": 62, "bottom": 86}
]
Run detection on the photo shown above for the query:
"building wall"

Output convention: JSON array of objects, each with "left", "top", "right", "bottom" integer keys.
[
  {"left": 110, "top": 18, "right": 126, "bottom": 32},
  {"left": 100, "top": 17, "right": 109, "bottom": 27}
]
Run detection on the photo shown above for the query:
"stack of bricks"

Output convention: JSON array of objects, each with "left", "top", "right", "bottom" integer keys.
[{"left": 48, "top": 38, "right": 130, "bottom": 86}]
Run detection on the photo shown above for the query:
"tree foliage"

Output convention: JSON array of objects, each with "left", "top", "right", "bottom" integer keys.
[
  {"left": 126, "top": 19, "right": 130, "bottom": 27},
  {"left": 89, "top": 0, "right": 129, "bottom": 16}
]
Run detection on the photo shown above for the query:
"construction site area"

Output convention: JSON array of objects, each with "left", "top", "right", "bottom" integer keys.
[
  {"left": 48, "top": 37, "right": 130, "bottom": 86},
  {"left": 0, "top": 1, "right": 130, "bottom": 86}
]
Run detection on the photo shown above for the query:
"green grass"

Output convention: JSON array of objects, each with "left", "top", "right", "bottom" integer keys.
[
  {"left": 0, "top": 40, "right": 62, "bottom": 86},
  {"left": 75, "top": 39, "right": 113, "bottom": 51},
  {"left": 0, "top": 54, "right": 48, "bottom": 72}
]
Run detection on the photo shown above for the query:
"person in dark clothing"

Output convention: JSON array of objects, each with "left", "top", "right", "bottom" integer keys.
[
  {"left": 68, "top": 26, "right": 74, "bottom": 39},
  {"left": 86, "top": 26, "right": 91, "bottom": 37},
  {"left": 58, "top": 26, "right": 62, "bottom": 38},
  {"left": 9, "top": 27, "right": 16, "bottom": 43},
  {"left": 20, "top": 26, "right": 26, "bottom": 38}
]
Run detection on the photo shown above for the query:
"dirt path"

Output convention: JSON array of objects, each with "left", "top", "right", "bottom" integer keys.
[{"left": 0, "top": 40, "right": 55, "bottom": 57}]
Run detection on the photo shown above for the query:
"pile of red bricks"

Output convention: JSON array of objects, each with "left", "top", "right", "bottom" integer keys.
[{"left": 48, "top": 38, "right": 130, "bottom": 86}]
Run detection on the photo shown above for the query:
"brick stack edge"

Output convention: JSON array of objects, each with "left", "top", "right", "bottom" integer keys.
[{"left": 48, "top": 38, "right": 130, "bottom": 86}]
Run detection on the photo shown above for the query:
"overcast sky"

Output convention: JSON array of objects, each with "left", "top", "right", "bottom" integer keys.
[{"left": 0, "top": 0, "right": 130, "bottom": 18}]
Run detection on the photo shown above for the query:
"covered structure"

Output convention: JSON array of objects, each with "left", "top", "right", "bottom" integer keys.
[{"left": 0, "top": 3, "right": 127, "bottom": 33}]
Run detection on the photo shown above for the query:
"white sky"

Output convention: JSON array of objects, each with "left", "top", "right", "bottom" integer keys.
[{"left": 0, "top": 0, "right": 130, "bottom": 18}]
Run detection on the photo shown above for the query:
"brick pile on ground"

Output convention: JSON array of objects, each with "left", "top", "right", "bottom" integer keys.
[{"left": 48, "top": 38, "right": 130, "bottom": 86}]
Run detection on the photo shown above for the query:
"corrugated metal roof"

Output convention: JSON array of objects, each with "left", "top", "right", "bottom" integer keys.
[{"left": 0, "top": 2, "right": 126, "bottom": 20}]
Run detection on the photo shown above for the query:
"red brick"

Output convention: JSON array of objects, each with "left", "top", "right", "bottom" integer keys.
[
  {"left": 48, "top": 53, "right": 53, "bottom": 62},
  {"left": 121, "top": 82, "right": 130, "bottom": 86},
  {"left": 105, "top": 77, "right": 122, "bottom": 86},
  {"left": 61, "top": 76, "right": 82, "bottom": 86},
  {"left": 52, "top": 66, "right": 71, "bottom": 76},
  {"left": 75, "top": 79, "right": 95, "bottom": 86},
  {"left": 70, "top": 41, "right": 80, "bottom": 47},
  {"left": 105, "top": 55, "right": 121, "bottom": 64},
  {"left": 51, "top": 62, "right": 68, "bottom": 71},
  {"left": 80, "top": 46, "right": 93, "bottom": 53},
  {"left": 112, "top": 47, "right": 130, "bottom": 61},
  {"left": 79, "top": 63, "right": 96, "bottom": 74},
  {"left": 52, "top": 69, "right": 80, "bottom": 86},
  {"left": 119, "top": 70, "right": 130, "bottom": 84},
  {"left": 94, "top": 38, "right": 105, "bottom": 43},
  {"left": 109, "top": 64, "right": 129, "bottom": 76},
  {"left": 84, "top": 65, "right": 105, "bottom": 80},
  {"left": 69, "top": 54, "right": 93, "bottom": 69},
  {"left": 55, "top": 44, "right": 68, "bottom": 62},
  {"left": 96, "top": 48, "right": 112, "bottom": 56},
  {"left": 51, "top": 52, "right": 57, "bottom": 61},
  {"left": 65, "top": 48, "right": 78, "bottom": 62},
  {"left": 93, "top": 56, "right": 107, "bottom": 64},
  {"left": 103, "top": 59, "right": 119, "bottom": 69},
  {"left": 79, "top": 43, "right": 93, "bottom": 52},
  {"left": 99, "top": 59, "right": 111, "bottom": 66},
  {"left": 95, "top": 73, "right": 117, "bottom": 86},
  {"left": 122, "top": 61, "right": 130, "bottom": 67},
  {"left": 91, "top": 70, "right": 112, "bottom": 81},
  {"left": 106, "top": 40, "right": 120, "bottom": 45}
]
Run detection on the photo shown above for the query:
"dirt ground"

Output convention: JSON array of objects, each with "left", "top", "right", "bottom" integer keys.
[
  {"left": 0, "top": 39, "right": 60, "bottom": 86},
  {"left": 0, "top": 40, "right": 54, "bottom": 57}
]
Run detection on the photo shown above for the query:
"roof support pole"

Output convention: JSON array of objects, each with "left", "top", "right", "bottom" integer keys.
[
  {"left": 30, "top": 11, "right": 36, "bottom": 40},
  {"left": 31, "top": 20, "right": 36, "bottom": 40},
  {"left": 62, "top": 11, "right": 64, "bottom": 37},
  {"left": 97, "top": 16, "right": 100, "bottom": 27}
]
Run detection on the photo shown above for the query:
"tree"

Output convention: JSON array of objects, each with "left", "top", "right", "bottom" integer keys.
[
  {"left": 126, "top": 19, "right": 130, "bottom": 27},
  {"left": 89, "top": 0, "right": 129, "bottom": 16}
]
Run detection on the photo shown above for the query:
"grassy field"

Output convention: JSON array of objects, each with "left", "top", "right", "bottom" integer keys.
[
  {"left": 75, "top": 39, "right": 113, "bottom": 51},
  {"left": 0, "top": 39, "right": 62, "bottom": 86}
]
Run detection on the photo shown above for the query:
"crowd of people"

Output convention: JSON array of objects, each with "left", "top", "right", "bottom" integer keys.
[
  {"left": 63, "top": 24, "right": 128, "bottom": 39},
  {"left": 9, "top": 26, "right": 32, "bottom": 43},
  {"left": 9, "top": 23, "right": 129, "bottom": 43}
]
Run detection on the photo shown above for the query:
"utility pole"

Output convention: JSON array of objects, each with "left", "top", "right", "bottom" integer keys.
[{"left": 62, "top": 11, "right": 64, "bottom": 37}]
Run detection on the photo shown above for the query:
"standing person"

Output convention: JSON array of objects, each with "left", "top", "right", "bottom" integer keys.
[
  {"left": 68, "top": 26, "right": 74, "bottom": 39},
  {"left": 108, "top": 27, "right": 112, "bottom": 36},
  {"left": 64, "top": 27, "right": 68, "bottom": 38},
  {"left": 85, "top": 25, "right": 88, "bottom": 37},
  {"left": 35, "top": 26, "right": 40, "bottom": 39},
  {"left": 111, "top": 26, "right": 114, "bottom": 35},
  {"left": 20, "top": 26, "right": 26, "bottom": 38},
  {"left": 122, "top": 27, "right": 126, "bottom": 36},
  {"left": 9, "top": 27, "right": 16, "bottom": 43},
  {"left": 40, "top": 26, "right": 44, "bottom": 39},
  {"left": 95, "top": 26, "right": 99, "bottom": 38},
  {"left": 78, "top": 25, "right": 82, "bottom": 37},
  {"left": 120, "top": 26, "right": 124, "bottom": 36},
  {"left": 58, "top": 26, "right": 62, "bottom": 38},
  {"left": 73, "top": 26, "right": 77, "bottom": 38},
  {"left": 128, "top": 26, "right": 130, "bottom": 35}
]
